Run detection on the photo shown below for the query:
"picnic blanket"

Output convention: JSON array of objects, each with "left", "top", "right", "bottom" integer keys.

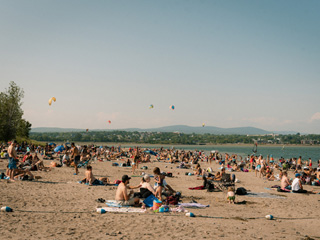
[
  {"left": 246, "top": 192, "right": 286, "bottom": 199},
  {"left": 97, "top": 207, "right": 146, "bottom": 213}
]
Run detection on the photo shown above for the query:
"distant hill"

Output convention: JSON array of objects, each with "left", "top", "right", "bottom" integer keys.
[
  {"left": 121, "top": 125, "right": 272, "bottom": 135},
  {"left": 31, "top": 125, "right": 280, "bottom": 135},
  {"left": 31, "top": 127, "right": 86, "bottom": 133}
]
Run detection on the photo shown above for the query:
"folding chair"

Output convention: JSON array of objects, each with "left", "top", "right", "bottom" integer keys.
[{"left": 213, "top": 173, "right": 235, "bottom": 191}]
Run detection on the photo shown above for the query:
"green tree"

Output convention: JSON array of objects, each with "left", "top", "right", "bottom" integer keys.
[
  {"left": 16, "top": 119, "right": 32, "bottom": 138},
  {"left": 0, "top": 81, "right": 26, "bottom": 141}
]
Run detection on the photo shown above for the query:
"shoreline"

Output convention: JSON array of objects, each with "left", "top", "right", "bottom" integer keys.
[{"left": 36, "top": 141, "right": 320, "bottom": 148}]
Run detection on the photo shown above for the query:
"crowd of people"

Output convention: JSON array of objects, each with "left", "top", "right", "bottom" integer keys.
[{"left": 1, "top": 140, "right": 320, "bottom": 204}]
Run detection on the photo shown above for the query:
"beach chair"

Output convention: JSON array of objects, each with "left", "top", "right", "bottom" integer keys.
[{"left": 213, "top": 173, "right": 235, "bottom": 191}]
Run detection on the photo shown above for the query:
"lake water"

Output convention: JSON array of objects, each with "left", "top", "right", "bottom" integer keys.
[{"left": 118, "top": 144, "right": 320, "bottom": 164}]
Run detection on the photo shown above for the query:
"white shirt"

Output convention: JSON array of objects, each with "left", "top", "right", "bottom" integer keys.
[{"left": 291, "top": 178, "right": 301, "bottom": 191}]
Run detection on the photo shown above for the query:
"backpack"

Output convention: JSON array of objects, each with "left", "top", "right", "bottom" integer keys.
[
  {"left": 236, "top": 187, "right": 247, "bottom": 195},
  {"left": 166, "top": 195, "right": 179, "bottom": 205}
]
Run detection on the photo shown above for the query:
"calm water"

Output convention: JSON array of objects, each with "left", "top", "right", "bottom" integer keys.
[{"left": 119, "top": 144, "right": 320, "bottom": 164}]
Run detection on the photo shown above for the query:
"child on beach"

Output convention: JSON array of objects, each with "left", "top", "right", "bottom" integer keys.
[
  {"left": 153, "top": 167, "right": 165, "bottom": 201},
  {"left": 227, "top": 187, "right": 235, "bottom": 204}
]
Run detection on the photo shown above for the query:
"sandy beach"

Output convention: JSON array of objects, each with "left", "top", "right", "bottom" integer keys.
[{"left": 1, "top": 153, "right": 319, "bottom": 240}]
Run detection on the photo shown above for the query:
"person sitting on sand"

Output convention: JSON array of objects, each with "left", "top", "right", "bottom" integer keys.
[
  {"left": 13, "top": 167, "right": 34, "bottom": 180},
  {"left": 227, "top": 187, "right": 235, "bottom": 204},
  {"left": 115, "top": 175, "right": 140, "bottom": 206},
  {"left": 33, "top": 153, "right": 45, "bottom": 171},
  {"left": 22, "top": 152, "right": 32, "bottom": 163},
  {"left": 194, "top": 163, "right": 202, "bottom": 176},
  {"left": 280, "top": 171, "right": 291, "bottom": 191},
  {"left": 138, "top": 174, "right": 156, "bottom": 198},
  {"left": 62, "top": 152, "right": 71, "bottom": 166},
  {"left": 214, "top": 171, "right": 222, "bottom": 181},
  {"left": 292, "top": 173, "right": 307, "bottom": 193},
  {"left": 316, "top": 168, "right": 320, "bottom": 180},
  {"left": 265, "top": 166, "right": 275, "bottom": 181},
  {"left": 82, "top": 165, "right": 112, "bottom": 186}
]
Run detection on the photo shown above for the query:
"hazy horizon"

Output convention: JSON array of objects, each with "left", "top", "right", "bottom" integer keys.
[{"left": 1, "top": 1, "right": 320, "bottom": 134}]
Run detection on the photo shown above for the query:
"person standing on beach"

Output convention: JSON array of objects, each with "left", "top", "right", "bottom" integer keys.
[
  {"left": 132, "top": 148, "right": 140, "bottom": 174},
  {"left": 7, "top": 140, "right": 18, "bottom": 180},
  {"left": 297, "top": 156, "right": 302, "bottom": 170},
  {"left": 153, "top": 167, "right": 165, "bottom": 201},
  {"left": 71, "top": 143, "right": 80, "bottom": 175},
  {"left": 308, "top": 158, "right": 312, "bottom": 167}
]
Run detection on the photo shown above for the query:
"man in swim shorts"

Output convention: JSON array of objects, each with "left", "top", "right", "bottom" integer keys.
[
  {"left": 71, "top": 143, "right": 80, "bottom": 175},
  {"left": 115, "top": 175, "right": 140, "bottom": 206},
  {"left": 8, "top": 140, "right": 18, "bottom": 180}
]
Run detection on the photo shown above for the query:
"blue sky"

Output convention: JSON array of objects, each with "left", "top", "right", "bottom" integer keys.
[{"left": 1, "top": 0, "right": 320, "bottom": 133}]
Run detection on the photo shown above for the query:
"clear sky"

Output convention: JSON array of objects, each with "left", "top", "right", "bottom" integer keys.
[{"left": 1, "top": 0, "right": 320, "bottom": 133}]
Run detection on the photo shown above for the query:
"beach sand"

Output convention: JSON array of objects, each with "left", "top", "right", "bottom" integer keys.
[{"left": 0, "top": 155, "right": 319, "bottom": 240}]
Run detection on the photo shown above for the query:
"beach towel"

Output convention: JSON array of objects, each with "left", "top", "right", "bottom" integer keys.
[
  {"left": 178, "top": 203, "right": 209, "bottom": 208},
  {"left": 188, "top": 186, "right": 205, "bottom": 190},
  {"left": 105, "top": 200, "right": 130, "bottom": 208},
  {"left": 97, "top": 207, "right": 146, "bottom": 213},
  {"left": 246, "top": 192, "right": 286, "bottom": 199}
]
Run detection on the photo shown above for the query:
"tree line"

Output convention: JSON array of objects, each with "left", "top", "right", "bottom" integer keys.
[
  {"left": 0, "top": 82, "right": 32, "bottom": 142},
  {"left": 29, "top": 130, "right": 320, "bottom": 145}
]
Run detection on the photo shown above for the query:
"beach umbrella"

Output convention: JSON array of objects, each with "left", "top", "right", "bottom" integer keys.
[
  {"left": 54, "top": 145, "right": 65, "bottom": 153},
  {"left": 144, "top": 150, "right": 157, "bottom": 156},
  {"left": 65, "top": 142, "right": 71, "bottom": 147}
]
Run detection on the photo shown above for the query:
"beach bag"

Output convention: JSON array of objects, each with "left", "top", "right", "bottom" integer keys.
[
  {"left": 167, "top": 172, "right": 173, "bottom": 177},
  {"left": 166, "top": 195, "right": 179, "bottom": 205},
  {"left": 236, "top": 187, "right": 247, "bottom": 195},
  {"left": 143, "top": 194, "right": 158, "bottom": 208}
]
